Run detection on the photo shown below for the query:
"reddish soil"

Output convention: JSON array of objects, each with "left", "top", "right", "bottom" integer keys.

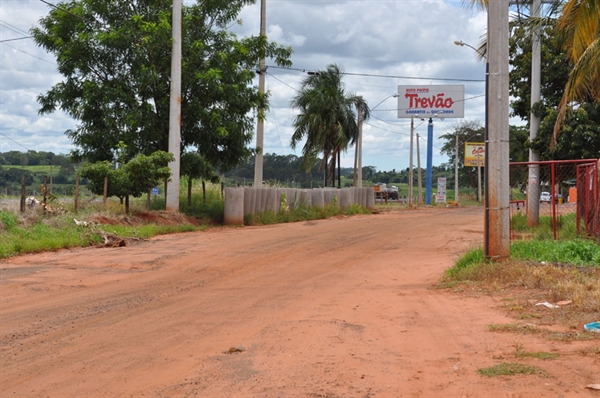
[{"left": 1, "top": 206, "right": 598, "bottom": 397}]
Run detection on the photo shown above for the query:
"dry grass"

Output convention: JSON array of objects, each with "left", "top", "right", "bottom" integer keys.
[{"left": 440, "top": 258, "right": 600, "bottom": 338}]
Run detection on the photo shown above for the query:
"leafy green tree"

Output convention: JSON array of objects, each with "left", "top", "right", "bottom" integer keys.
[
  {"left": 509, "top": 20, "right": 571, "bottom": 121},
  {"left": 181, "top": 151, "right": 220, "bottom": 206},
  {"left": 80, "top": 150, "right": 173, "bottom": 213},
  {"left": 290, "top": 64, "right": 369, "bottom": 187},
  {"left": 554, "top": 0, "right": 600, "bottom": 140},
  {"left": 0, "top": 167, "right": 34, "bottom": 187},
  {"left": 32, "top": 0, "right": 292, "bottom": 171}
]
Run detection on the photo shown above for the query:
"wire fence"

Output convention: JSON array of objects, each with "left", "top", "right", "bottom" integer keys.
[{"left": 509, "top": 159, "right": 599, "bottom": 240}]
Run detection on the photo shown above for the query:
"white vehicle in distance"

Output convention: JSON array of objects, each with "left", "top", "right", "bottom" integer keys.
[{"left": 540, "top": 191, "right": 562, "bottom": 203}]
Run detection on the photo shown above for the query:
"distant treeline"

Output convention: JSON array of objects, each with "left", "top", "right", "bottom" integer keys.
[{"left": 1, "top": 150, "right": 455, "bottom": 193}]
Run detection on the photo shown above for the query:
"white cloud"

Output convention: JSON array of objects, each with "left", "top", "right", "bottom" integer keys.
[{"left": 0, "top": 0, "right": 513, "bottom": 172}]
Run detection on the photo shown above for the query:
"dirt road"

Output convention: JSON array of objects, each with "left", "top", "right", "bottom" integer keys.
[{"left": 1, "top": 206, "right": 598, "bottom": 397}]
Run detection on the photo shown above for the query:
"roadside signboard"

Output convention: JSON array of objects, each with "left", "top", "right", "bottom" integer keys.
[
  {"left": 464, "top": 142, "right": 485, "bottom": 167},
  {"left": 397, "top": 85, "right": 465, "bottom": 118},
  {"left": 436, "top": 177, "right": 447, "bottom": 203}
]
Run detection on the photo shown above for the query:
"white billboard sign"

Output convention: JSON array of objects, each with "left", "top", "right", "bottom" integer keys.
[
  {"left": 397, "top": 85, "right": 465, "bottom": 118},
  {"left": 436, "top": 177, "right": 447, "bottom": 203}
]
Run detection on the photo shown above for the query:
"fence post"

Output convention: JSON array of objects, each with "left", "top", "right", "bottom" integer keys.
[
  {"left": 103, "top": 176, "right": 108, "bottom": 206},
  {"left": 74, "top": 175, "right": 79, "bottom": 214},
  {"left": 20, "top": 175, "right": 25, "bottom": 213}
]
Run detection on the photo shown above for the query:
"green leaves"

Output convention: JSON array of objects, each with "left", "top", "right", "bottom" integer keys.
[
  {"left": 32, "top": 0, "right": 292, "bottom": 173},
  {"left": 80, "top": 149, "right": 173, "bottom": 200}
]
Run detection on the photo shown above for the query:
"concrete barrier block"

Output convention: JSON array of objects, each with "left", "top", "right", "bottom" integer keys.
[
  {"left": 366, "top": 187, "right": 375, "bottom": 209},
  {"left": 311, "top": 189, "right": 325, "bottom": 208},
  {"left": 224, "top": 187, "right": 244, "bottom": 225}
]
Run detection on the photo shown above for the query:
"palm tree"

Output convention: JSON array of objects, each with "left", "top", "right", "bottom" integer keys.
[
  {"left": 463, "top": 0, "right": 600, "bottom": 145},
  {"left": 290, "top": 64, "right": 369, "bottom": 187},
  {"left": 553, "top": 0, "right": 600, "bottom": 144}
]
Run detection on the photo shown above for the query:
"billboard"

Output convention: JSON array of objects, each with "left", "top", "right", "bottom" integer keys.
[
  {"left": 397, "top": 85, "right": 464, "bottom": 118},
  {"left": 464, "top": 142, "right": 485, "bottom": 167},
  {"left": 436, "top": 177, "right": 447, "bottom": 203}
]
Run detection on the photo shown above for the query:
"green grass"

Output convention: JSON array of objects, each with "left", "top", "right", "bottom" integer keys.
[
  {"left": 477, "top": 362, "right": 550, "bottom": 378},
  {"left": 0, "top": 209, "right": 201, "bottom": 258},
  {"left": 511, "top": 213, "right": 579, "bottom": 240},
  {"left": 510, "top": 239, "right": 600, "bottom": 265},
  {"left": 245, "top": 203, "right": 370, "bottom": 225}
]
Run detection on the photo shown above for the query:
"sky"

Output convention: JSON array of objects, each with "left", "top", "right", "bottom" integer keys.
[{"left": 0, "top": 0, "right": 502, "bottom": 173}]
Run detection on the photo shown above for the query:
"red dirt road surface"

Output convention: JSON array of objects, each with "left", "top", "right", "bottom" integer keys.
[{"left": 1, "top": 206, "right": 598, "bottom": 397}]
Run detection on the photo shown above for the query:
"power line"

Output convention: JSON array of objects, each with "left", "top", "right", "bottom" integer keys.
[
  {"left": 0, "top": 36, "right": 32, "bottom": 43},
  {"left": 0, "top": 42, "right": 55, "bottom": 64},
  {"left": 267, "top": 65, "right": 485, "bottom": 83},
  {"left": 0, "top": 19, "right": 30, "bottom": 35},
  {"left": 0, "top": 133, "right": 31, "bottom": 151}
]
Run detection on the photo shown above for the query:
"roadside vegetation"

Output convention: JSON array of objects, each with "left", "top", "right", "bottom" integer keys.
[
  {"left": 0, "top": 182, "right": 374, "bottom": 259},
  {"left": 442, "top": 228, "right": 600, "bottom": 337}
]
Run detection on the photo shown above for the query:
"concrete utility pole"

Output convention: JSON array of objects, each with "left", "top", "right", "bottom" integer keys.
[
  {"left": 408, "top": 116, "right": 414, "bottom": 207},
  {"left": 357, "top": 104, "right": 363, "bottom": 187},
  {"left": 485, "top": 0, "right": 510, "bottom": 259},
  {"left": 166, "top": 0, "right": 182, "bottom": 212},
  {"left": 527, "top": 0, "right": 542, "bottom": 225},
  {"left": 426, "top": 118, "right": 433, "bottom": 204},
  {"left": 253, "top": 0, "right": 266, "bottom": 187},
  {"left": 455, "top": 135, "right": 459, "bottom": 205},
  {"left": 416, "top": 133, "right": 422, "bottom": 205}
]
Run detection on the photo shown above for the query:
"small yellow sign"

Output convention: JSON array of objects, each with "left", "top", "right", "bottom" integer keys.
[{"left": 464, "top": 142, "right": 485, "bottom": 167}]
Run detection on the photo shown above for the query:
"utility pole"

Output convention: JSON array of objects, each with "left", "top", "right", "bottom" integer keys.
[
  {"left": 485, "top": 0, "right": 510, "bottom": 260},
  {"left": 408, "top": 116, "right": 414, "bottom": 207},
  {"left": 455, "top": 135, "right": 459, "bottom": 205},
  {"left": 416, "top": 133, "right": 422, "bottom": 205},
  {"left": 357, "top": 104, "right": 363, "bottom": 187},
  {"left": 527, "top": 0, "right": 542, "bottom": 225},
  {"left": 426, "top": 118, "right": 433, "bottom": 204},
  {"left": 253, "top": 0, "right": 266, "bottom": 188},
  {"left": 166, "top": 0, "right": 182, "bottom": 212}
]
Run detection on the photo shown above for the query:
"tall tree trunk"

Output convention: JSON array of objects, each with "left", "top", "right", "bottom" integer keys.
[
  {"left": 337, "top": 151, "right": 341, "bottom": 188},
  {"left": 324, "top": 150, "right": 329, "bottom": 187}
]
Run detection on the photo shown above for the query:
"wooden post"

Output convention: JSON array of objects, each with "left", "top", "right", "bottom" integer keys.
[
  {"left": 43, "top": 176, "right": 48, "bottom": 207},
  {"left": 74, "top": 175, "right": 79, "bottom": 214},
  {"left": 202, "top": 180, "right": 206, "bottom": 203},
  {"left": 20, "top": 175, "right": 25, "bottom": 213},
  {"left": 49, "top": 165, "right": 53, "bottom": 195},
  {"left": 147, "top": 188, "right": 151, "bottom": 211},
  {"left": 103, "top": 176, "right": 108, "bottom": 206}
]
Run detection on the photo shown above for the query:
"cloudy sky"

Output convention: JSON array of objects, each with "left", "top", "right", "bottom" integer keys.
[{"left": 0, "top": 0, "right": 499, "bottom": 172}]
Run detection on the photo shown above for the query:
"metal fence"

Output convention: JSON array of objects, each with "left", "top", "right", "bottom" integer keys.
[{"left": 509, "top": 159, "right": 599, "bottom": 240}]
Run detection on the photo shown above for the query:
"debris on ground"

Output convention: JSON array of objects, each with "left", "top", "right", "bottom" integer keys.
[
  {"left": 223, "top": 346, "right": 245, "bottom": 354},
  {"left": 535, "top": 301, "right": 560, "bottom": 309},
  {"left": 583, "top": 322, "right": 600, "bottom": 333}
]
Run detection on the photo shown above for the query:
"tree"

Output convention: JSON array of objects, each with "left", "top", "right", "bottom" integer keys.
[
  {"left": 80, "top": 149, "right": 174, "bottom": 213},
  {"left": 290, "top": 64, "right": 369, "bottom": 187},
  {"left": 508, "top": 11, "right": 600, "bottom": 160},
  {"left": 181, "top": 151, "right": 220, "bottom": 206},
  {"left": 554, "top": 0, "right": 600, "bottom": 142},
  {"left": 32, "top": 0, "right": 292, "bottom": 172}
]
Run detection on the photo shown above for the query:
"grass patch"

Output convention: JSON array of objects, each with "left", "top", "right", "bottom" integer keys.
[
  {"left": 488, "top": 323, "right": 598, "bottom": 342},
  {"left": 512, "top": 342, "right": 559, "bottom": 360},
  {"left": 511, "top": 213, "right": 580, "bottom": 240},
  {"left": 0, "top": 207, "right": 203, "bottom": 259},
  {"left": 477, "top": 362, "right": 550, "bottom": 378},
  {"left": 245, "top": 203, "right": 370, "bottom": 226},
  {"left": 442, "top": 238, "right": 600, "bottom": 329}
]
